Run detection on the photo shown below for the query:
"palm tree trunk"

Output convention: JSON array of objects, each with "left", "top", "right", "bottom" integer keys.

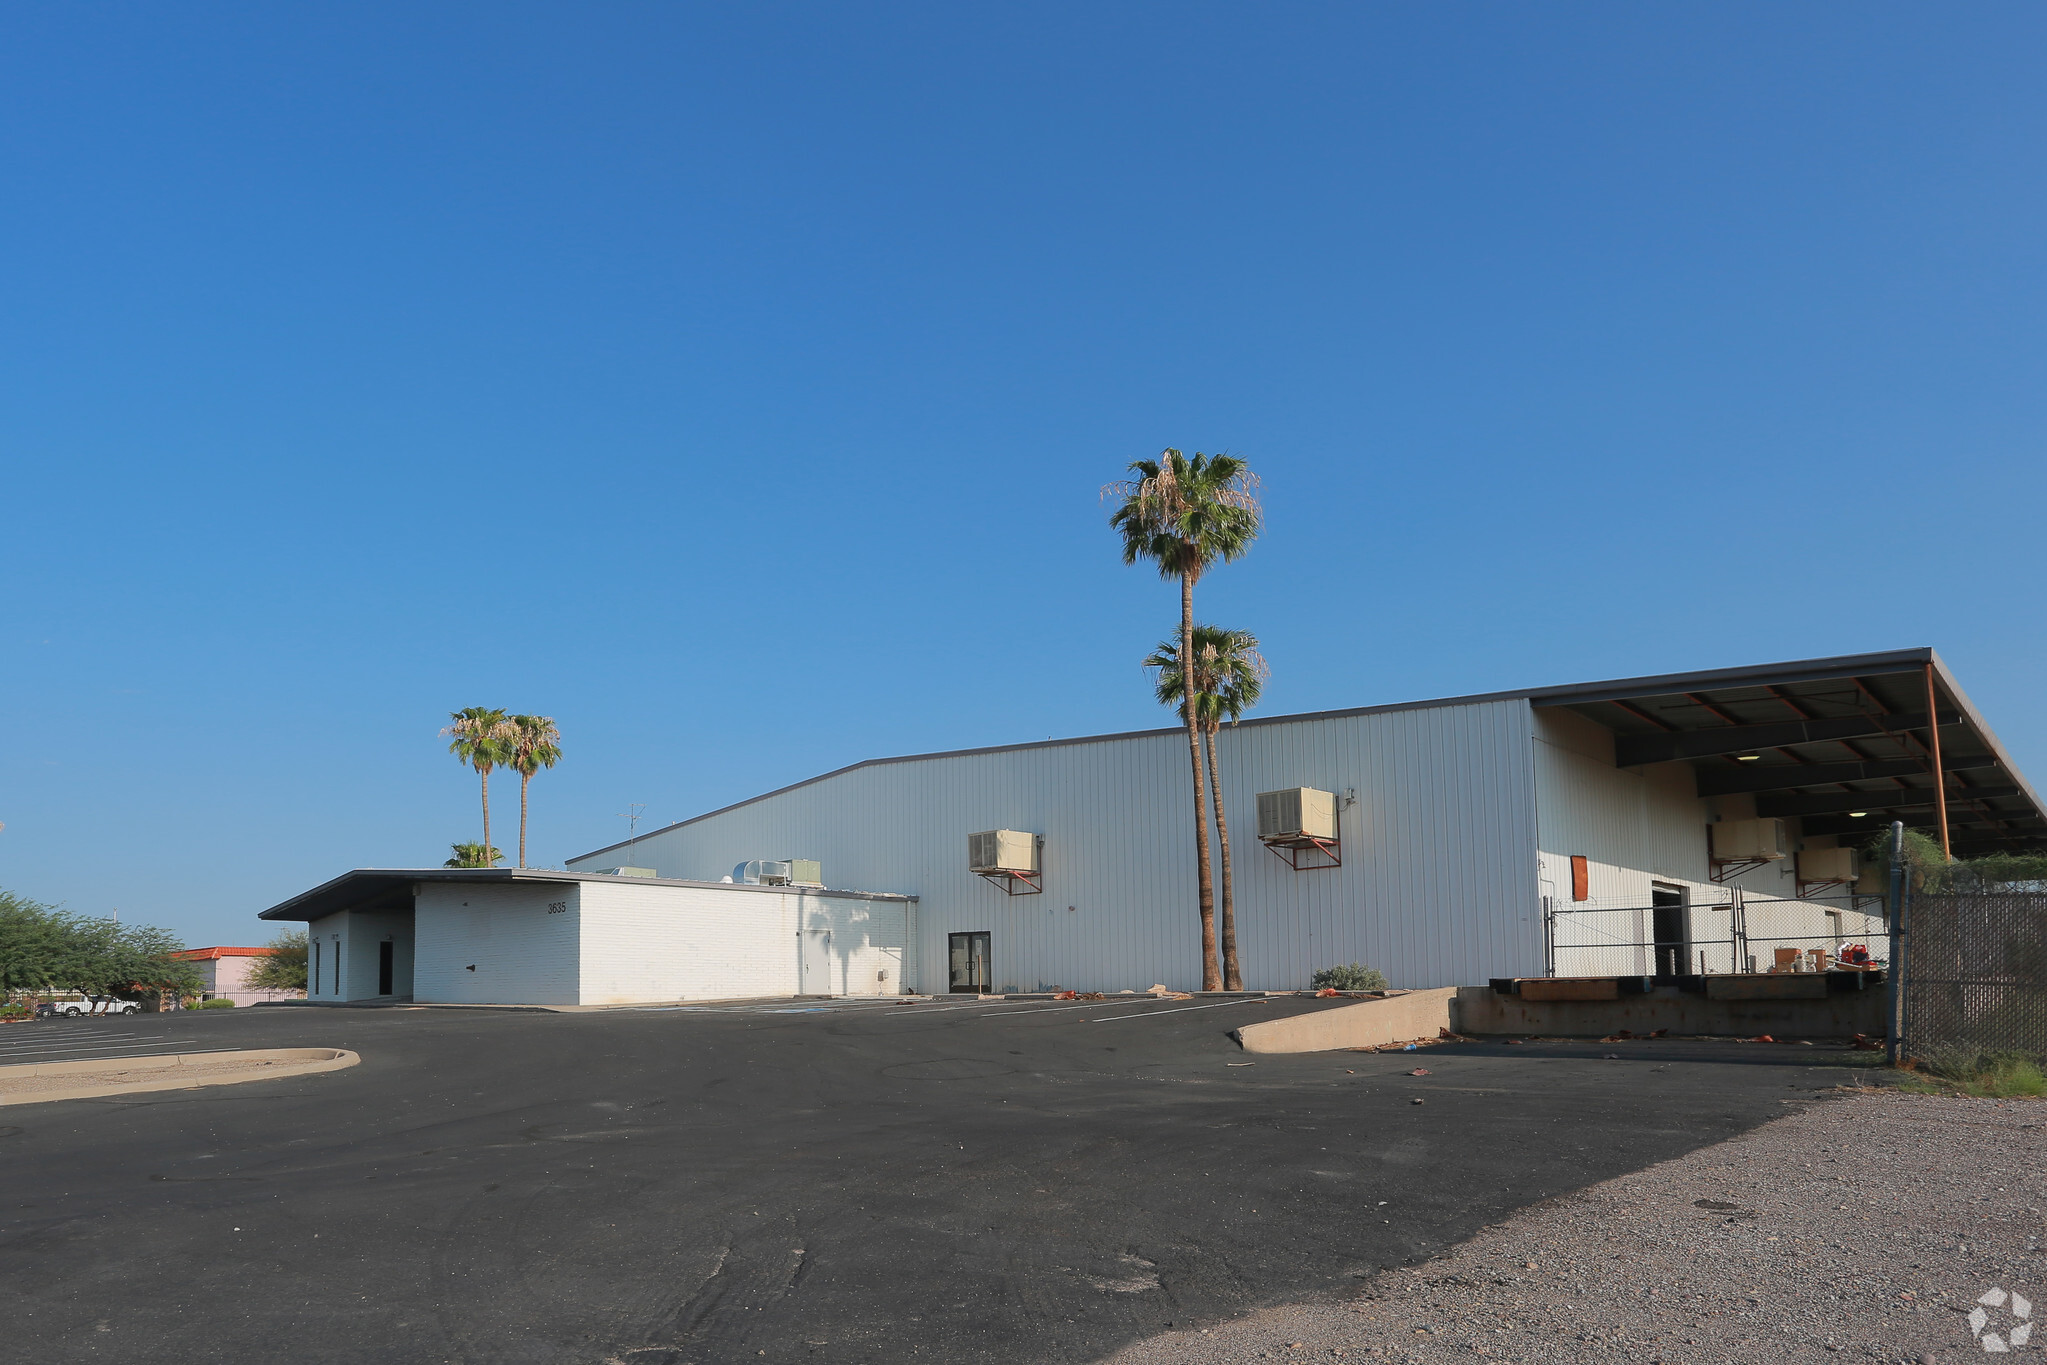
[
  {"left": 1181, "top": 573, "right": 1220, "bottom": 990},
  {"left": 1206, "top": 724, "right": 1241, "bottom": 990},
  {"left": 480, "top": 766, "right": 492, "bottom": 864},
  {"left": 518, "top": 770, "right": 531, "bottom": 868}
]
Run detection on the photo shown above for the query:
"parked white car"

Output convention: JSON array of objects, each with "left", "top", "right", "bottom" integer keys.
[{"left": 42, "top": 994, "right": 141, "bottom": 1017}]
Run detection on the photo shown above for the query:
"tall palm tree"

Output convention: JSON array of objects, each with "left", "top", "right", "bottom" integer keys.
[
  {"left": 442, "top": 707, "right": 512, "bottom": 861},
  {"left": 1147, "top": 625, "right": 1268, "bottom": 991},
  {"left": 1108, "top": 450, "right": 1261, "bottom": 990},
  {"left": 505, "top": 714, "right": 563, "bottom": 869}
]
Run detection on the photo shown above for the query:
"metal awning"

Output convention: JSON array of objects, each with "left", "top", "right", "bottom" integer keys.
[{"left": 1529, "top": 648, "right": 2046, "bottom": 857}]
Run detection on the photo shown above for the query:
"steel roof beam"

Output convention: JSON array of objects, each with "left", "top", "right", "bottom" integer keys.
[
  {"left": 1755, "top": 785, "right": 2019, "bottom": 819},
  {"left": 1695, "top": 753, "right": 2001, "bottom": 797},
  {"left": 1615, "top": 711, "right": 1958, "bottom": 766}
]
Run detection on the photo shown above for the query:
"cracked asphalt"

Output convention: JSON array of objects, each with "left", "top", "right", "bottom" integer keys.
[{"left": 0, "top": 1000, "right": 1873, "bottom": 1363}]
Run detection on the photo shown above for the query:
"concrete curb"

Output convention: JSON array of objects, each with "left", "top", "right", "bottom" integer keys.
[
  {"left": 0, "top": 1047, "right": 360, "bottom": 1106},
  {"left": 1232, "top": 987, "right": 1457, "bottom": 1054}
]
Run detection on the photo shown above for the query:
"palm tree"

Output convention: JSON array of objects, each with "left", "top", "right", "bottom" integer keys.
[
  {"left": 1147, "top": 625, "right": 1268, "bottom": 991},
  {"left": 445, "top": 842, "right": 505, "bottom": 868},
  {"left": 1107, "top": 450, "right": 1261, "bottom": 990},
  {"left": 442, "top": 707, "right": 512, "bottom": 861},
  {"left": 505, "top": 714, "right": 563, "bottom": 869}
]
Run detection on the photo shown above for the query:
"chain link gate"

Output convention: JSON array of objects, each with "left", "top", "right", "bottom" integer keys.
[{"left": 1901, "top": 891, "right": 2047, "bottom": 1061}]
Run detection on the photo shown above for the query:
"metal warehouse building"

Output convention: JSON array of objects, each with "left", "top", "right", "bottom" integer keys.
[{"left": 263, "top": 649, "right": 2044, "bottom": 1005}]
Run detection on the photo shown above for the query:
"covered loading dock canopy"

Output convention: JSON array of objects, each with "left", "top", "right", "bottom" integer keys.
[{"left": 1528, "top": 647, "right": 2047, "bottom": 859}]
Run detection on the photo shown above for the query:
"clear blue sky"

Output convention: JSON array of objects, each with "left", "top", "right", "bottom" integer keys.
[{"left": 4, "top": 4, "right": 2043, "bottom": 948}]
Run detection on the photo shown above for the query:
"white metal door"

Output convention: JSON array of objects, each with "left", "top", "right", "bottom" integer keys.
[{"left": 800, "top": 929, "right": 835, "bottom": 995}]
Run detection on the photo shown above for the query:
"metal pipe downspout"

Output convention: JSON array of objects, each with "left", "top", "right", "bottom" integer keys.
[{"left": 1925, "top": 662, "right": 1951, "bottom": 859}]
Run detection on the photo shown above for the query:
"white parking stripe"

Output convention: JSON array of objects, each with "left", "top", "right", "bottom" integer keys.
[
  {"left": 887, "top": 997, "right": 1250, "bottom": 1021},
  {"left": 1085, "top": 998, "right": 1280, "bottom": 1022},
  {"left": 0, "top": 1038, "right": 172, "bottom": 1052},
  {"left": 0, "top": 1039, "right": 197, "bottom": 1059}
]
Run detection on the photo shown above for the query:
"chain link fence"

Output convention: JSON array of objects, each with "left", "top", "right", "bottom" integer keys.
[{"left": 1903, "top": 891, "right": 2047, "bottom": 1061}]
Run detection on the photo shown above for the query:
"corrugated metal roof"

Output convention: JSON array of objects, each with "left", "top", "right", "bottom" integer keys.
[{"left": 572, "top": 648, "right": 2042, "bottom": 862}]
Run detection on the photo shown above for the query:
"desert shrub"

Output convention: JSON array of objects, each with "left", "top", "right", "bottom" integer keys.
[
  {"left": 190, "top": 997, "right": 237, "bottom": 1010},
  {"left": 1909, "top": 1048, "right": 2047, "bottom": 1098},
  {"left": 0, "top": 1002, "right": 30, "bottom": 1021},
  {"left": 1311, "top": 962, "right": 1389, "bottom": 992}
]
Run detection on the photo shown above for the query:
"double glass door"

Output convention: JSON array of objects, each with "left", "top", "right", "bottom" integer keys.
[{"left": 948, "top": 932, "right": 991, "bottom": 994}]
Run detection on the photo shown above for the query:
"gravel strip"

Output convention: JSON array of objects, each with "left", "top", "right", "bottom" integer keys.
[
  {"left": 1100, "top": 1091, "right": 2044, "bottom": 1364},
  {"left": 0, "top": 1058, "right": 292, "bottom": 1093}
]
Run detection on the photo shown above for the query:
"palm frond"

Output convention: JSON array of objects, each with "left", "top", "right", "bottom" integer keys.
[{"left": 1145, "top": 624, "right": 1268, "bottom": 729}]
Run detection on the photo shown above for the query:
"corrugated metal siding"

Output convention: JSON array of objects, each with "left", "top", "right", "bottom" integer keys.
[
  {"left": 568, "top": 698, "right": 1543, "bottom": 992},
  {"left": 415, "top": 882, "right": 580, "bottom": 1005}
]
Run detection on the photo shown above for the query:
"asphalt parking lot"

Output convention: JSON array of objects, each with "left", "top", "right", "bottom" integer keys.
[{"left": 0, "top": 998, "right": 1878, "bottom": 1365}]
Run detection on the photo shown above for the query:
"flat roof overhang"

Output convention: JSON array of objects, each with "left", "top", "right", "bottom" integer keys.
[
  {"left": 258, "top": 868, "right": 914, "bottom": 922},
  {"left": 1533, "top": 648, "right": 2047, "bottom": 856}
]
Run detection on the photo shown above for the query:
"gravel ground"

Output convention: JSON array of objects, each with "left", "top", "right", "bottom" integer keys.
[
  {"left": 1101, "top": 1090, "right": 2044, "bottom": 1364},
  {"left": 0, "top": 1057, "right": 290, "bottom": 1093}
]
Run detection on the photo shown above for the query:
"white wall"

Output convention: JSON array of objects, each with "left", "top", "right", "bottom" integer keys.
[
  {"left": 307, "top": 912, "right": 346, "bottom": 1000},
  {"left": 575, "top": 882, "right": 912, "bottom": 1004},
  {"left": 569, "top": 698, "right": 1543, "bottom": 992},
  {"left": 415, "top": 881, "right": 580, "bottom": 1005},
  {"left": 794, "top": 893, "right": 910, "bottom": 997},
  {"left": 578, "top": 881, "right": 790, "bottom": 1003},
  {"left": 306, "top": 908, "right": 419, "bottom": 1002}
]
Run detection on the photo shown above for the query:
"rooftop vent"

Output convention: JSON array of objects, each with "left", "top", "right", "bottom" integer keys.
[{"left": 599, "top": 866, "right": 658, "bottom": 878}]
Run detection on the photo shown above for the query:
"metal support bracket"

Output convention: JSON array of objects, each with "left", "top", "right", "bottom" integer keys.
[
  {"left": 1710, "top": 857, "right": 1769, "bottom": 884},
  {"left": 976, "top": 870, "right": 1042, "bottom": 896},
  {"left": 1261, "top": 835, "right": 1341, "bottom": 871}
]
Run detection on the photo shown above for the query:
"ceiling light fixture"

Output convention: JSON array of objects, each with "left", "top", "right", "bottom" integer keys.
[
  {"left": 1848, "top": 811, "right": 1868, "bottom": 818},
  {"left": 1735, "top": 753, "right": 1761, "bottom": 761}
]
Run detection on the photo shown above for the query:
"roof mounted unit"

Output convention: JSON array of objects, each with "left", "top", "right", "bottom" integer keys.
[
  {"left": 969, "top": 830, "right": 1041, "bottom": 896},
  {"left": 1256, "top": 787, "right": 1341, "bottom": 871},
  {"left": 734, "top": 860, "right": 791, "bottom": 886}
]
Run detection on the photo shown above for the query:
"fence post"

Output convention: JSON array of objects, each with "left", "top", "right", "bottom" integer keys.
[
  {"left": 1541, "top": 895, "right": 1555, "bottom": 978},
  {"left": 1886, "top": 820, "right": 1907, "bottom": 1065},
  {"left": 1730, "top": 886, "right": 1747, "bottom": 974}
]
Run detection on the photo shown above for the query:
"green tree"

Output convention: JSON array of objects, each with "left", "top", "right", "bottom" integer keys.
[
  {"left": 1147, "top": 625, "right": 1268, "bottom": 991},
  {"left": 0, "top": 889, "right": 201, "bottom": 1002},
  {"left": 442, "top": 707, "right": 512, "bottom": 861},
  {"left": 1108, "top": 450, "right": 1262, "bottom": 990},
  {"left": 445, "top": 842, "right": 505, "bottom": 868},
  {"left": 505, "top": 714, "right": 564, "bottom": 869},
  {"left": 244, "top": 928, "right": 309, "bottom": 992},
  {"left": 0, "top": 889, "right": 70, "bottom": 994}
]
